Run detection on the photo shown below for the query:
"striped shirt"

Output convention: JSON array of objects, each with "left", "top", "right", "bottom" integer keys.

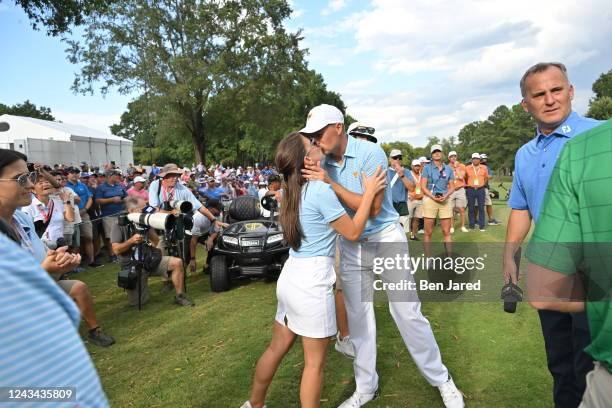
[{"left": 0, "top": 232, "right": 109, "bottom": 407}]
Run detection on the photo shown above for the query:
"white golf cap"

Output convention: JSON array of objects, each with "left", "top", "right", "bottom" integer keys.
[
  {"left": 133, "top": 176, "right": 147, "bottom": 183},
  {"left": 430, "top": 144, "right": 443, "bottom": 153},
  {"left": 411, "top": 159, "right": 421, "bottom": 166},
  {"left": 299, "top": 104, "right": 344, "bottom": 134},
  {"left": 472, "top": 152, "right": 481, "bottom": 159},
  {"left": 448, "top": 150, "right": 457, "bottom": 157},
  {"left": 419, "top": 156, "right": 430, "bottom": 163},
  {"left": 389, "top": 149, "right": 402, "bottom": 158},
  {"left": 480, "top": 153, "right": 488, "bottom": 159}
]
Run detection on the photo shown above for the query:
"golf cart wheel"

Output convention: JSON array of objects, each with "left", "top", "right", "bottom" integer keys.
[{"left": 210, "top": 255, "right": 230, "bottom": 292}]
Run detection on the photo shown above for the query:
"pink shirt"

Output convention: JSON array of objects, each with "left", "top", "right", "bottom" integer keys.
[{"left": 128, "top": 187, "right": 149, "bottom": 201}]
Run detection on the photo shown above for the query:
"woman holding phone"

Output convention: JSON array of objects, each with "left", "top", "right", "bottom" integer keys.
[{"left": 241, "top": 132, "right": 387, "bottom": 408}]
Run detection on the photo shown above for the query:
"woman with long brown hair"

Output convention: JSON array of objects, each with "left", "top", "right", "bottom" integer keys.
[{"left": 241, "top": 132, "right": 386, "bottom": 408}]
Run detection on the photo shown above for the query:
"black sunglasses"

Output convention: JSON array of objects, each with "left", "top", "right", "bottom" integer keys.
[
  {"left": 391, "top": 156, "right": 403, "bottom": 160},
  {"left": 351, "top": 126, "right": 375, "bottom": 135},
  {"left": 0, "top": 171, "right": 38, "bottom": 187}
]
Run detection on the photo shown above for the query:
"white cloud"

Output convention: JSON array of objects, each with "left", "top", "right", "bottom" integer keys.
[
  {"left": 315, "top": 0, "right": 612, "bottom": 146},
  {"left": 322, "top": 0, "right": 348, "bottom": 16}
]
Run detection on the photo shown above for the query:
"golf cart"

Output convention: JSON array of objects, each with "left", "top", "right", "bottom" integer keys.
[{"left": 209, "top": 195, "right": 288, "bottom": 292}]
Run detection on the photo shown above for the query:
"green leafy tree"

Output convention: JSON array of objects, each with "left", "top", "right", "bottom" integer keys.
[
  {"left": 11, "top": 0, "right": 111, "bottom": 36},
  {"left": 66, "top": 0, "right": 306, "bottom": 164},
  {"left": 586, "top": 70, "right": 612, "bottom": 120},
  {"left": 0, "top": 100, "right": 55, "bottom": 120}
]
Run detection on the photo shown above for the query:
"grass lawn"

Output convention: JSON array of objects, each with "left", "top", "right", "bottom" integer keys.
[{"left": 78, "top": 200, "right": 551, "bottom": 407}]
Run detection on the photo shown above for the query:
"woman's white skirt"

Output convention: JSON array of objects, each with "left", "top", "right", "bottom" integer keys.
[{"left": 275, "top": 255, "right": 337, "bottom": 338}]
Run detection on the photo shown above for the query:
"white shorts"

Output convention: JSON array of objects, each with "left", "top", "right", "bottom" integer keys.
[{"left": 275, "top": 255, "right": 337, "bottom": 338}]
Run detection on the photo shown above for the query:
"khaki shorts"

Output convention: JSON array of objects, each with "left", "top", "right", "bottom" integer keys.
[
  {"left": 79, "top": 212, "right": 93, "bottom": 239},
  {"left": 484, "top": 188, "right": 492, "bottom": 206},
  {"left": 102, "top": 216, "right": 119, "bottom": 239},
  {"left": 450, "top": 188, "right": 467, "bottom": 209},
  {"left": 408, "top": 199, "right": 423, "bottom": 219},
  {"left": 58, "top": 279, "right": 78, "bottom": 294},
  {"left": 579, "top": 362, "right": 612, "bottom": 408},
  {"left": 126, "top": 256, "right": 173, "bottom": 306},
  {"left": 422, "top": 196, "right": 453, "bottom": 219}
]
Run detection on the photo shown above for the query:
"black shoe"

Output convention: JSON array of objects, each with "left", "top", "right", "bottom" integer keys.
[
  {"left": 160, "top": 281, "right": 174, "bottom": 294},
  {"left": 410, "top": 236, "right": 419, "bottom": 241},
  {"left": 88, "top": 327, "right": 115, "bottom": 347},
  {"left": 88, "top": 260, "right": 104, "bottom": 268},
  {"left": 174, "top": 293, "right": 195, "bottom": 307}
]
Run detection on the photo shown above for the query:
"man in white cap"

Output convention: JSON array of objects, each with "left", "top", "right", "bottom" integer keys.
[
  {"left": 464, "top": 153, "right": 489, "bottom": 231},
  {"left": 127, "top": 175, "right": 149, "bottom": 202},
  {"left": 387, "top": 149, "right": 415, "bottom": 233},
  {"left": 348, "top": 122, "right": 377, "bottom": 143},
  {"left": 479, "top": 154, "right": 501, "bottom": 225},
  {"left": 301, "top": 104, "right": 464, "bottom": 408},
  {"left": 447, "top": 151, "right": 469, "bottom": 233},
  {"left": 407, "top": 159, "right": 424, "bottom": 240},
  {"left": 421, "top": 144, "right": 455, "bottom": 257}
]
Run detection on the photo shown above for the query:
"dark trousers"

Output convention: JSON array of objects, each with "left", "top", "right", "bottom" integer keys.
[
  {"left": 466, "top": 187, "right": 485, "bottom": 229},
  {"left": 538, "top": 310, "right": 593, "bottom": 408}
]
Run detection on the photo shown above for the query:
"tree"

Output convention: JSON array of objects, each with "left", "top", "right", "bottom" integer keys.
[
  {"left": 67, "top": 0, "right": 306, "bottom": 164},
  {"left": 11, "top": 0, "right": 110, "bottom": 36},
  {"left": 586, "top": 96, "right": 612, "bottom": 121},
  {"left": 586, "top": 70, "right": 612, "bottom": 120},
  {"left": 0, "top": 100, "right": 55, "bottom": 120}
]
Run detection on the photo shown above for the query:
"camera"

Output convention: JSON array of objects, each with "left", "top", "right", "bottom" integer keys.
[
  {"left": 170, "top": 200, "right": 193, "bottom": 214},
  {"left": 118, "top": 265, "right": 138, "bottom": 289},
  {"left": 126, "top": 212, "right": 177, "bottom": 230}
]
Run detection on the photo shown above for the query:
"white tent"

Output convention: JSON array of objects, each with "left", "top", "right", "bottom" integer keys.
[{"left": 0, "top": 114, "right": 133, "bottom": 169}]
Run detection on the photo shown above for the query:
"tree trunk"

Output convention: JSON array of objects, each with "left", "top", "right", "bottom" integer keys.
[{"left": 191, "top": 105, "right": 205, "bottom": 164}]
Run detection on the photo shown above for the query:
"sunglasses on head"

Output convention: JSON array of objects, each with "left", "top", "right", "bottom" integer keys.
[
  {"left": 0, "top": 171, "right": 38, "bottom": 187},
  {"left": 351, "top": 126, "right": 375, "bottom": 135}
]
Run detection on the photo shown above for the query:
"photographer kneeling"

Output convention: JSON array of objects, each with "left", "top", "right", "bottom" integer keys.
[{"left": 111, "top": 197, "right": 194, "bottom": 307}]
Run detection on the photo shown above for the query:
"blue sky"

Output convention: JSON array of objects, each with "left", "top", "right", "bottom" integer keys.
[{"left": 2, "top": 0, "right": 611, "bottom": 146}]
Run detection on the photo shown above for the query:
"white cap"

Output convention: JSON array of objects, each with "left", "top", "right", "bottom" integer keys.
[
  {"left": 480, "top": 153, "right": 488, "bottom": 159},
  {"left": 430, "top": 144, "right": 443, "bottom": 153},
  {"left": 448, "top": 150, "right": 457, "bottom": 157},
  {"left": 348, "top": 122, "right": 375, "bottom": 135},
  {"left": 471, "top": 152, "right": 481, "bottom": 159},
  {"left": 419, "top": 156, "right": 430, "bottom": 163},
  {"left": 411, "top": 159, "right": 421, "bottom": 166},
  {"left": 299, "top": 104, "right": 344, "bottom": 134},
  {"left": 389, "top": 149, "right": 402, "bottom": 158},
  {"left": 133, "top": 176, "right": 147, "bottom": 183}
]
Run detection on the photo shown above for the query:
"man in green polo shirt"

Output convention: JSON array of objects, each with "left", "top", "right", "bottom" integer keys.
[{"left": 527, "top": 119, "right": 612, "bottom": 407}]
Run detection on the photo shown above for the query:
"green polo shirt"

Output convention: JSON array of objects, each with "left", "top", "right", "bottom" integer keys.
[{"left": 527, "top": 119, "right": 612, "bottom": 371}]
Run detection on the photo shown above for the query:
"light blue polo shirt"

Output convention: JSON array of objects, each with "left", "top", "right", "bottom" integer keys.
[
  {"left": 13, "top": 209, "right": 48, "bottom": 262},
  {"left": 508, "top": 111, "right": 602, "bottom": 221},
  {"left": 290, "top": 181, "right": 346, "bottom": 258},
  {"left": 322, "top": 136, "right": 399, "bottom": 239},
  {"left": 148, "top": 179, "right": 203, "bottom": 211},
  {"left": 387, "top": 168, "right": 408, "bottom": 203},
  {"left": 422, "top": 162, "right": 454, "bottom": 195}
]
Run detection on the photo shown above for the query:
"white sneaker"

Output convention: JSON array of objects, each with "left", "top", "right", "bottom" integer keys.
[
  {"left": 240, "top": 402, "right": 266, "bottom": 408},
  {"left": 337, "top": 390, "right": 379, "bottom": 408},
  {"left": 438, "top": 378, "right": 464, "bottom": 408},
  {"left": 461, "top": 226, "right": 469, "bottom": 233},
  {"left": 479, "top": 228, "right": 486, "bottom": 232},
  {"left": 335, "top": 333, "right": 355, "bottom": 359},
  {"left": 450, "top": 227, "right": 455, "bottom": 234},
  {"left": 418, "top": 229, "right": 424, "bottom": 234}
]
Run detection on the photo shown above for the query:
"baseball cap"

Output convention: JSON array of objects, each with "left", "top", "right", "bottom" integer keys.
[
  {"left": 430, "top": 144, "right": 443, "bottom": 153},
  {"left": 480, "top": 153, "right": 488, "bottom": 159},
  {"left": 411, "top": 159, "right": 421, "bottom": 166},
  {"left": 133, "top": 176, "right": 147, "bottom": 183},
  {"left": 80, "top": 172, "right": 91, "bottom": 178},
  {"left": 419, "top": 156, "right": 430, "bottom": 163},
  {"left": 258, "top": 180, "right": 267, "bottom": 186},
  {"left": 471, "top": 152, "right": 481, "bottom": 159},
  {"left": 448, "top": 151, "right": 457, "bottom": 157},
  {"left": 389, "top": 149, "right": 402, "bottom": 158},
  {"left": 299, "top": 104, "right": 344, "bottom": 134},
  {"left": 206, "top": 176, "right": 215, "bottom": 182}
]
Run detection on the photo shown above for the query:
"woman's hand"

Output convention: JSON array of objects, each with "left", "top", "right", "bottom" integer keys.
[
  {"left": 361, "top": 166, "right": 387, "bottom": 197},
  {"left": 301, "top": 157, "right": 330, "bottom": 184}
]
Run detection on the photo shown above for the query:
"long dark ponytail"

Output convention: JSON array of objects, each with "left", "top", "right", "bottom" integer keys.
[{"left": 275, "top": 132, "right": 308, "bottom": 251}]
